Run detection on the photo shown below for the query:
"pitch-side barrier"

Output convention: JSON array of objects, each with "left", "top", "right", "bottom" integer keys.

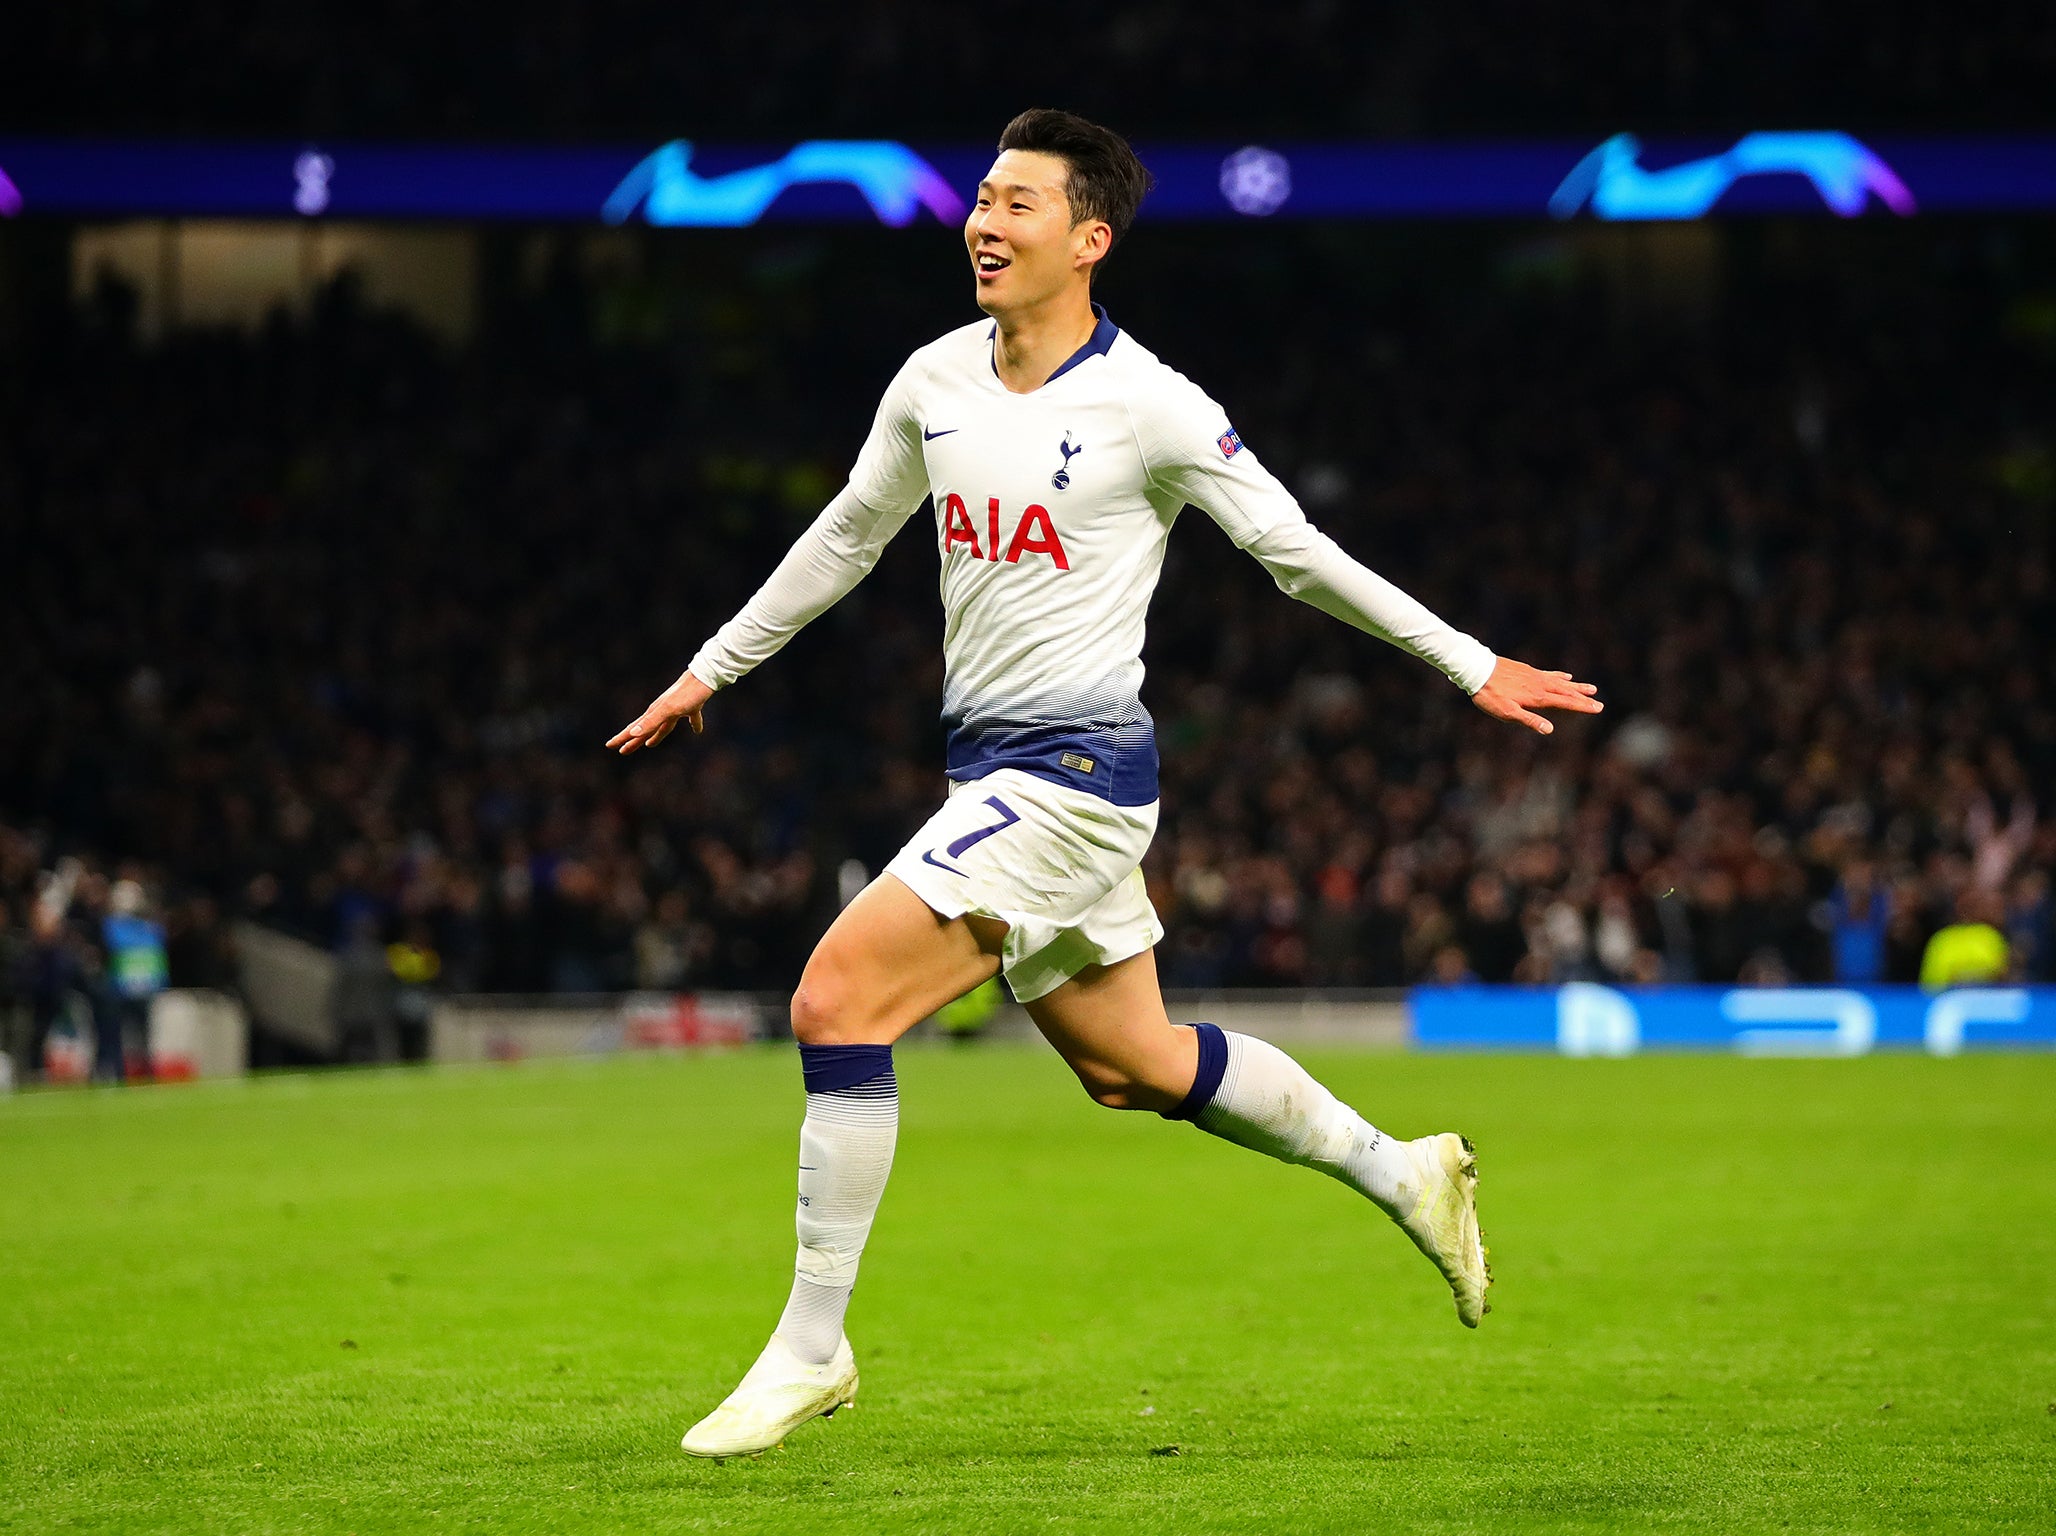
[
  {"left": 425, "top": 989, "right": 1411, "bottom": 1063},
  {"left": 12, "top": 986, "right": 2040, "bottom": 1089},
  {"left": 430, "top": 985, "right": 2053, "bottom": 1065}
]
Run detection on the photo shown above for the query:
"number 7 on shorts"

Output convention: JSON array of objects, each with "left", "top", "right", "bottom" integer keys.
[{"left": 945, "top": 796, "right": 1019, "bottom": 859}]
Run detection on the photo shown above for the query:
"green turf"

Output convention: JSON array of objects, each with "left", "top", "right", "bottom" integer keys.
[{"left": 1, "top": 1046, "right": 2051, "bottom": 1534}]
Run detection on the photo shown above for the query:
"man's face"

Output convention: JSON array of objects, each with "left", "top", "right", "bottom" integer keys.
[{"left": 965, "top": 149, "right": 1105, "bottom": 316}]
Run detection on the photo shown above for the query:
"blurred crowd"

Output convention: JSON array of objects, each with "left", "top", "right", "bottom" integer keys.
[
  {"left": 0, "top": 828, "right": 213, "bottom": 1083},
  {"left": 15, "top": 3, "right": 2055, "bottom": 142},
  {"left": 2, "top": 220, "right": 2052, "bottom": 1069}
]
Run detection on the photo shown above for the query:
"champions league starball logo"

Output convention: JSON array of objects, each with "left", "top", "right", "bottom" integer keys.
[
  {"left": 1548, "top": 132, "right": 1915, "bottom": 220},
  {"left": 1219, "top": 146, "right": 1292, "bottom": 217},
  {"left": 603, "top": 140, "right": 964, "bottom": 228}
]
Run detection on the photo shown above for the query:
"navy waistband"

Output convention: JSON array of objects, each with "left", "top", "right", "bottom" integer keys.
[{"left": 944, "top": 721, "right": 1159, "bottom": 806}]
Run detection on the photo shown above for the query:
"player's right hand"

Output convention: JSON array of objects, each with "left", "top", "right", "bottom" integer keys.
[
  {"left": 1470, "top": 657, "right": 1602, "bottom": 736},
  {"left": 607, "top": 670, "right": 713, "bottom": 754}
]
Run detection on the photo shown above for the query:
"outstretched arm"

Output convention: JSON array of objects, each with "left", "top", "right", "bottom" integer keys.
[
  {"left": 608, "top": 486, "right": 918, "bottom": 754},
  {"left": 611, "top": 360, "right": 929, "bottom": 755},
  {"left": 1127, "top": 372, "right": 1600, "bottom": 735},
  {"left": 1242, "top": 516, "right": 1601, "bottom": 735}
]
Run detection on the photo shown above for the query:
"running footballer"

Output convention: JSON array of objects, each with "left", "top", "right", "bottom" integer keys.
[{"left": 608, "top": 108, "right": 1604, "bottom": 1460}]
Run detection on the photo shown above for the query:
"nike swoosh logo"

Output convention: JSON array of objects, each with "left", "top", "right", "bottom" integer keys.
[
  {"left": 921, "top": 848, "right": 965, "bottom": 874},
  {"left": 923, "top": 427, "right": 958, "bottom": 440}
]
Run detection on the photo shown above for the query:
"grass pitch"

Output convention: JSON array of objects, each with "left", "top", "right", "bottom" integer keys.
[{"left": 2, "top": 1045, "right": 2051, "bottom": 1534}]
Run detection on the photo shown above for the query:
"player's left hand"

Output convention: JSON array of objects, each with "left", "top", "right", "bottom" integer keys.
[
  {"left": 607, "top": 669, "right": 712, "bottom": 754},
  {"left": 1470, "top": 657, "right": 1602, "bottom": 736}
]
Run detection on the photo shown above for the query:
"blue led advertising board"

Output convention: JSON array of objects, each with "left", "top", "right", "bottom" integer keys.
[
  {"left": 3, "top": 133, "right": 2054, "bottom": 226},
  {"left": 1411, "top": 985, "right": 2056, "bottom": 1055}
]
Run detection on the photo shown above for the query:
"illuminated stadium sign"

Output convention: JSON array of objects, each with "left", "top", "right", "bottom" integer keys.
[
  {"left": 601, "top": 140, "right": 963, "bottom": 227},
  {"left": 0, "top": 134, "right": 2050, "bottom": 223},
  {"left": 1412, "top": 984, "right": 2056, "bottom": 1054},
  {"left": 1547, "top": 132, "right": 1916, "bottom": 220}
]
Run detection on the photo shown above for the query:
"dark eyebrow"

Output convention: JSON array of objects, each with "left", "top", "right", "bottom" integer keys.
[{"left": 975, "top": 180, "right": 1043, "bottom": 199}]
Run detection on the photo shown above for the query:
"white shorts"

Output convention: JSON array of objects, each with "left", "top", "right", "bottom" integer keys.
[{"left": 884, "top": 768, "right": 1164, "bottom": 1003}]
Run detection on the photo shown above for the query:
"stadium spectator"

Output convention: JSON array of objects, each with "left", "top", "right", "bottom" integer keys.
[
  {"left": 333, "top": 912, "right": 400, "bottom": 1063},
  {"left": 99, "top": 877, "right": 167, "bottom": 1081},
  {"left": 1919, "top": 889, "right": 2013, "bottom": 990},
  {"left": 635, "top": 889, "right": 713, "bottom": 992},
  {"left": 1826, "top": 861, "right": 1892, "bottom": 984},
  {"left": 1459, "top": 873, "right": 1525, "bottom": 984},
  {"left": 2009, "top": 870, "right": 2053, "bottom": 983},
  {"left": 0, "top": 897, "right": 28, "bottom": 1082}
]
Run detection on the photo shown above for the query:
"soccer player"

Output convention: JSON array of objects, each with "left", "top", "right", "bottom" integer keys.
[{"left": 608, "top": 109, "right": 1603, "bottom": 1460}]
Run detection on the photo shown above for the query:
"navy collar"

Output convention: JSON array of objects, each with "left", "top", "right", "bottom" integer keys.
[{"left": 989, "top": 303, "right": 1119, "bottom": 389}]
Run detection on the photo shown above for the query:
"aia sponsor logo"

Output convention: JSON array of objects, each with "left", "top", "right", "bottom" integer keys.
[{"left": 940, "top": 494, "right": 1070, "bottom": 570}]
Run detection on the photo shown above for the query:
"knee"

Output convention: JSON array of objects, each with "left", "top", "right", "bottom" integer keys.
[{"left": 790, "top": 970, "right": 861, "bottom": 1046}]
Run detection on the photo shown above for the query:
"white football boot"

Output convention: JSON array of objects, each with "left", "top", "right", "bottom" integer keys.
[
  {"left": 681, "top": 1333, "right": 859, "bottom": 1460},
  {"left": 1394, "top": 1133, "right": 1492, "bottom": 1328}
]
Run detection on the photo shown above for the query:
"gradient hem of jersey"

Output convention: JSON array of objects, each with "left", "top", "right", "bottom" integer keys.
[{"left": 943, "top": 718, "right": 1159, "bottom": 806}]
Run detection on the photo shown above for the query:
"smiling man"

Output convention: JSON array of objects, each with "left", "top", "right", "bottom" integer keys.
[{"left": 609, "top": 109, "right": 1602, "bottom": 1460}]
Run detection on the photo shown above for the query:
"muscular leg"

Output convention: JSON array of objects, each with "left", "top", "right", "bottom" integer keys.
[
  {"left": 771, "top": 874, "right": 1005, "bottom": 1365},
  {"left": 789, "top": 873, "right": 1004, "bottom": 1046},
  {"left": 1021, "top": 947, "right": 1197, "bottom": 1111},
  {"left": 1027, "top": 948, "right": 1415, "bottom": 1210},
  {"left": 1028, "top": 944, "right": 1491, "bottom": 1326},
  {"left": 684, "top": 872, "right": 1013, "bottom": 1455}
]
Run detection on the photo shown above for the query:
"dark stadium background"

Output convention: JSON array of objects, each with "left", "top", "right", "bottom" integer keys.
[{"left": 2, "top": 3, "right": 2053, "bottom": 1075}]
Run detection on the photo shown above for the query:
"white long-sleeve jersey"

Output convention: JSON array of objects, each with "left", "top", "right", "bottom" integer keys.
[{"left": 686, "top": 307, "right": 1495, "bottom": 807}]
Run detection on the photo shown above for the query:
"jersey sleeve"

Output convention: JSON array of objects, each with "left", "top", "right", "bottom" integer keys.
[
  {"left": 1126, "top": 366, "right": 1304, "bottom": 548},
  {"left": 844, "top": 356, "right": 930, "bottom": 516},
  {"left": 686, "top": 360, "right": 929, "bottom": 691},
  {"left": 1128, "top": 367, "right": 1497, "bottom": 695}
]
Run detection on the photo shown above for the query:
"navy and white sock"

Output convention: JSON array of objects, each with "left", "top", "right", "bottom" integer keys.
[
  {"left": 1164, "top": 1024, "right": 1412, "bottom": 1214},
  {"left": 775, "top": 1043, "right": 899, "bottom": 1365}
]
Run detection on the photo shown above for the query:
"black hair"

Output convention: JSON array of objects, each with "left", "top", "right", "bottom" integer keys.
[{"left": 996, "top": 109, "right": 1155, "bottom": 261}]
